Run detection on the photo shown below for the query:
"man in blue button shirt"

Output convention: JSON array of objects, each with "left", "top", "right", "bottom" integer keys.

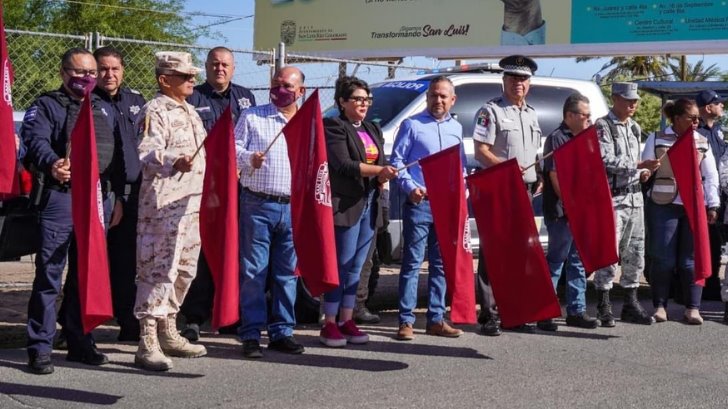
[
  {"left": 182, "top": 46, "right": 256, "bottom": 340},
  {"left": 390, "top": 76, "right": 466, "bottom": 341}
]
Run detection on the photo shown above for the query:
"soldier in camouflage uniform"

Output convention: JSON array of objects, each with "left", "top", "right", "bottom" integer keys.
[
  {"left": 133, "top": 52, "right": 208, "bottom": 371},
  {"left": 594, "top": 82, "right": 659, "bottom": 327}
]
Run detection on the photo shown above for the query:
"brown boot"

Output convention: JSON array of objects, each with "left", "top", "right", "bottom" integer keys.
[
  {"left": 135, "top": 317, "right": 173, "bottom": 371},
  {"left": 396, "top": 323, "right": 415, "bottom": 341},
  {"left": 158, "top": 315, "right": 207, "bottom": 358},
  {"left": 425, "top": 321, "right": 463, "bottom": 338}
]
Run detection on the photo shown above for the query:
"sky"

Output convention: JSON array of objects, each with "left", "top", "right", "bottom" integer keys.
[{"left": 184, "top": 0, "right": 728, "bottom": 84}]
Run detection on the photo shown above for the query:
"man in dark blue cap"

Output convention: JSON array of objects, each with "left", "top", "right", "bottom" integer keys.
[
  {"left": 697, "top": 89, "right": 727, "bottom": 310},
  {"left": 472, "top": 54, "right": 543, "bottom": 336}
]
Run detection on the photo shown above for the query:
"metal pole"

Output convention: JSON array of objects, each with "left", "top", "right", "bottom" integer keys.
[{"left": 275, "top": 42, "right": 286, "bottom": 72}]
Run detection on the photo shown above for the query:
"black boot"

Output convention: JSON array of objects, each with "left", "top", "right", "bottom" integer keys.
[
  {"left": 596, "top": 290, "right": 616, "bottom": 328},
  {"left": 621, "top": 288, "right": 654, "bottom": 325},
  {"left": 723, "top": 303, "right": 728, "bottom": 324}
]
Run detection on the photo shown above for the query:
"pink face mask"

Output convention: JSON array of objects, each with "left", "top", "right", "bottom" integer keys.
[
  {"left": 269, "top": 86, "right": 297, "bottom": 108},
  {"left": 67, "top": 75, "right": 97, "bottom": 97}
]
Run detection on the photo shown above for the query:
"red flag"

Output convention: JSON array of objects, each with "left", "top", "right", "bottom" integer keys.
[
  {"left": 420, "top": 144, "right": 476, "bottom": 324},
  {"left": 0, "top": 6, "right": 17, "bottom": 194},
  {"left": 282, "top": 89, "right": 338, "bottom": 296},
  {"left": 553, "top": 126, "right": 619, "bottom": 274},
  {"left": 667, "top": 130, "right": 711, "bottom": 286},
  {"left": 467, "top": 159, "right": 561, "bottom": 328},
  {"left": 200, "top": 107, "right": 240, "bottom": 329},
  {"left": 70, "top": 94, "right": 113, "bottom": 333}
]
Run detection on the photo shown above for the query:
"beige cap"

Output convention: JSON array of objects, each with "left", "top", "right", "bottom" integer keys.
[{"left": 154, "top": 51, "right": 201, "bottom": 75}]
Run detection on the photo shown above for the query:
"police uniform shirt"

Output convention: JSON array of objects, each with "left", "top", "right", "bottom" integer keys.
[
  {"left": 187, "top": 81, "right": 256, "bottom": 132},
  {"left": 472, "top": 94, "right": 542, "bottom": 183},
  {"left": 94, "top": 87, "right": 146, "bottom": 184},
  {"left": 21, "top": 87, "right": 117, "bottom": 177},
  {"left": 698, "top": 120, "right": 726, "bottom": 170}
]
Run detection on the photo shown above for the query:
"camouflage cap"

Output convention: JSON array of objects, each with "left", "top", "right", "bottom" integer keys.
[{"left": 154, "top": 51, "right": 201, "bottom": 75}]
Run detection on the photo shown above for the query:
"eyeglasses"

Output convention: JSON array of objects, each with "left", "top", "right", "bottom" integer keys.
[
  {"left": 348, "top": 96, "right": 373, "bottom": 105},
  {"left": 165, "top": 73, "right": 196, "bottom": 82},
  {"left": 63, "top": 67, "right": 98, "bottom": 77},
  {"left": 684, "top": 115, "right": 700, "bottom": 123},
  {"left": 570, "top": 111, "right": 591, "bottom": 118}
]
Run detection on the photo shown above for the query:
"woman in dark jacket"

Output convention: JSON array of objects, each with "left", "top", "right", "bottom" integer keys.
[{"left": 320, "top": 76, "right": 397, "bottom": 347}]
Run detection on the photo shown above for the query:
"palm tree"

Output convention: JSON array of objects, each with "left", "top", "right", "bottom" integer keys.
[
  {"left": 575, "top": 56, "right": 669, "bottom": 82},
  {"left": 667, "top": 58, "right": 721, "bottom": 81}
]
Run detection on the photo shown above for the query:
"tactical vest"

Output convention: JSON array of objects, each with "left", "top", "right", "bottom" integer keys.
[
  {"left": 650, "top": 131, "right": 708, "bottom": 205},
  {"left": 45, "top": 91, "right": 115, "bottom": 176}
]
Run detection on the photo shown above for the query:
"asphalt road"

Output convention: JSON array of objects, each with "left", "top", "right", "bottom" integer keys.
[{"left": 1, "top": 298, "right": 728, "bottom": 409}]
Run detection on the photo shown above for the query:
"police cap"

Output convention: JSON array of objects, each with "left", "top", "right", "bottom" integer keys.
[{"left": 499, "top": 55, "right": 538, "bottom": 78}]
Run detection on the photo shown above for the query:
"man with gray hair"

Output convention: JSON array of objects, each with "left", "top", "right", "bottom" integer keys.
[
  {"left": 133, "top": 51, "right": 208, "bottom": 371},
  {"left": 593, "top": 82, "right": 659, "bottom": 327}
]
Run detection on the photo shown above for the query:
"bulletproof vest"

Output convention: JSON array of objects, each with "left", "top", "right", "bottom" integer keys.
[
  {"left": 650, "top": 131, "right": 708, "bottom": 205},
  {"left": 45, "top": 91, "right": 115, "bottom": 176}
]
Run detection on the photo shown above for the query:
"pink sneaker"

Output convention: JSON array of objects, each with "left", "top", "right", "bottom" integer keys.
[
  {"left": 319, "top": 322, "right": 347, "bottom": 347},
  {"left": 338, "top": 320, "right": 369, "bottom": 344}
]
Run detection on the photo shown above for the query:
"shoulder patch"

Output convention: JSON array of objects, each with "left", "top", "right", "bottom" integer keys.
[
  {"left": 128, "top": 88, "right": 141, "bottom": 95},
  {"left": 476, "top": 110, "right": 490, "bottom": 128},
  {"left": 23, "top": 106, "right": 38, "bottom": 122},
  {"left": 195, "top": 106, "right": 211, "bottom": 113}
]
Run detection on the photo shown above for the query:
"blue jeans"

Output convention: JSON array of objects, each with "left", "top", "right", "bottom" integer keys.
[
  {"left": 398, "top": 200, "right": 446, "bottom": 326},
  {"left": 545, "top": 217, "right": 587, "bottom": 315},
  {"left": 238, "top": 190, "right": 298, "bottom": 342},
  {"left": 323, "top": 192, "right": 375, "bottom": 316},
  {"left": 645, "top": 202, "right": 702, "bottom": 309}
]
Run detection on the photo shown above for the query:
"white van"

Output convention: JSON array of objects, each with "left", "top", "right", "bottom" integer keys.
[{"left": 326, "top": 69, "right": 610, "bottom": 260}]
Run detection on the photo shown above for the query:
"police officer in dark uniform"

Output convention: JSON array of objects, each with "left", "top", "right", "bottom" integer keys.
[
  {"left": 696, "top": 90, "right": 727, "bottom": 304},
  {"left": 472, "top": 55, "right": 542, "bottom": 336},
  {"left": 181, "top": 46, "right": 256, "bottom": 340},
  {"left": 23, "top": 48, "right": 125, "bottom": 374},
  {"left": 93, "top": 46, "right": 146, "bottom": 342}
]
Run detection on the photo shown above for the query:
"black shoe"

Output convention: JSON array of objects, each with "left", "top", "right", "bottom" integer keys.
[
  {"left": 504, "top": 323, "right": 537, "bottom": 334},
  {"left": 268, "top": 336, "right": 305, "bottom": 354},
  {"left": 54, "top": 333, "right": 67, "bottom": 350},
  {"left": 621, "top": 288, "right": 655, "bottom": 325},
  {"left": 566, "top": 312, "right": 598, "bottom": 329},
  {"left": 66, "top": 345, "right": 109, "bottom": 366},
  {"left": 181, "top": 323, "right": 200, "bottom": 342},
  {"left": 536, "top": 319, "right": 558, "bottom": 332},
  {"left": 723, "top": 303, "right": 728, "bottom": 324},
  {"left": 480, "top": 317, "right": 502, "bottom": 336},
  {"left": 28, "top": 353, "right": 54, "bottom": 375},
  {"left": 242, "top": 339, "right": 263, "bottom": 359},
  {"left": 596, "top": 289, "right": 616, "bottom": 328}
]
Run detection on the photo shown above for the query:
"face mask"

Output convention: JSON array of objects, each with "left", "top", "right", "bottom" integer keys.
[
  {"left": 269, "top": 86, "right": 297, "bottom": 108},
  {"left": 67, "top": 76, "right": 97, "bottom": 97}
]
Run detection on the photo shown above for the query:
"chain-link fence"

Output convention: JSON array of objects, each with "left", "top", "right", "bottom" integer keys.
[{"left": 7, "top": 29, "right": 430, "bottom": 112}]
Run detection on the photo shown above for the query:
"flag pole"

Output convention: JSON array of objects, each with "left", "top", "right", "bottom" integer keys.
[
  {"left": 247, "top": 128, "right": 285, "bottom": 177},
  {"left": 396, "top": 160, "right": 419, "bottom": 172},
  {"left": 522, "top": 150, "right": 554, "bottom": 173}
]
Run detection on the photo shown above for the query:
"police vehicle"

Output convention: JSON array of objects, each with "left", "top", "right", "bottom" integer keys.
[{"left": 324, "top": 64, "right": 610, "bottom": 260}]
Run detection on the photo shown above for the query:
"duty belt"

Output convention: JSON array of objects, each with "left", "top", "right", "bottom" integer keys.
[
  {"left": 243, "top": 187, "right": 290, "bottom": 204},
  {"left": 611, "top": 184, "right": 640, "bottom": 196}
]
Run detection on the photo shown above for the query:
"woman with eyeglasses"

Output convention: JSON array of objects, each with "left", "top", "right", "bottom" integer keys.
[
  {"left": 319, "top": 76, "right": 397, "bottom": 347},
  {"left": 641, "top": 98, "right": 720, "bottom": 325}
]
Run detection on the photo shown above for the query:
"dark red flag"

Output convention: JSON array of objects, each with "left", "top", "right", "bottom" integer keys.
[
  {"left": 553, "top": 126, "right": 618, "bottom": 274},
  {"left": 0, "top": 6, "right": 17, "bottom": 194},
  {"left": 70, "top": 93, "right": 113, "bottom": 334},
  {"left": 467, "top": 159, "right": 561, "bottom": 328},
  {"left": 420, "top": 144, "right": 476, "bottom": 324},
  {"left": 668, "top": 130, "right": 711, "bottom": 286},
  {"left": 282, "top": 89, "right": 338, "bottom": 296},
  {"left": 200, "top": 107, "right": 240, "bottom": 329}
]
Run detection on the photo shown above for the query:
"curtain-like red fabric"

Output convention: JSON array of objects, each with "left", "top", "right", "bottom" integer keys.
[{"left": 0, "top": 6, "right": 17, "bottom": 194}]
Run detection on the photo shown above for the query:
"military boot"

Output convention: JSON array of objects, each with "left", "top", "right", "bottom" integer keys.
[
  {"left": 135, "top": 317, "right": 173, "bottom": 371},
  {"left": 158, "top": 315, "right": 207, "bottom": 358},
  {"left": 596, "top": 289, "right": 616, "bottom": 328},
  {"left": 620, "top": 288, "right": 655, "bottom": 325}
]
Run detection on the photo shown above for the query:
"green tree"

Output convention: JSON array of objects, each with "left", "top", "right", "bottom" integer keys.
[
  {"left": 4, "top": 0, "right": 203, "bottom": 108},
  {"left": 667, "top": 58, "right": 721, "bottom": 81},
  {"left": 598, "top": 79, "right": 662, "bottom": 139},
  {"left": 577, "top": 56, "right": 669, "bottom": 82}
]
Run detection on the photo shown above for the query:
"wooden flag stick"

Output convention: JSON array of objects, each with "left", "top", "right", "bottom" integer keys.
[
  {"left": 248, "top": 128, "right": 285, "bottom": 177},
  {"left": 522, "top": 150, "right": 554, "bottom": 173},
  {"left": 396, "top": 160, "right": 419, "bottom": 172}
]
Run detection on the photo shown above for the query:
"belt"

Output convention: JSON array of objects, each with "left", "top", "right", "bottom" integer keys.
[
  {"left": 243, "top": 187, "right": 290, "bottom": 204},
  {"left": 611, "top": 184, "right": 640, "bottom": 196}
]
